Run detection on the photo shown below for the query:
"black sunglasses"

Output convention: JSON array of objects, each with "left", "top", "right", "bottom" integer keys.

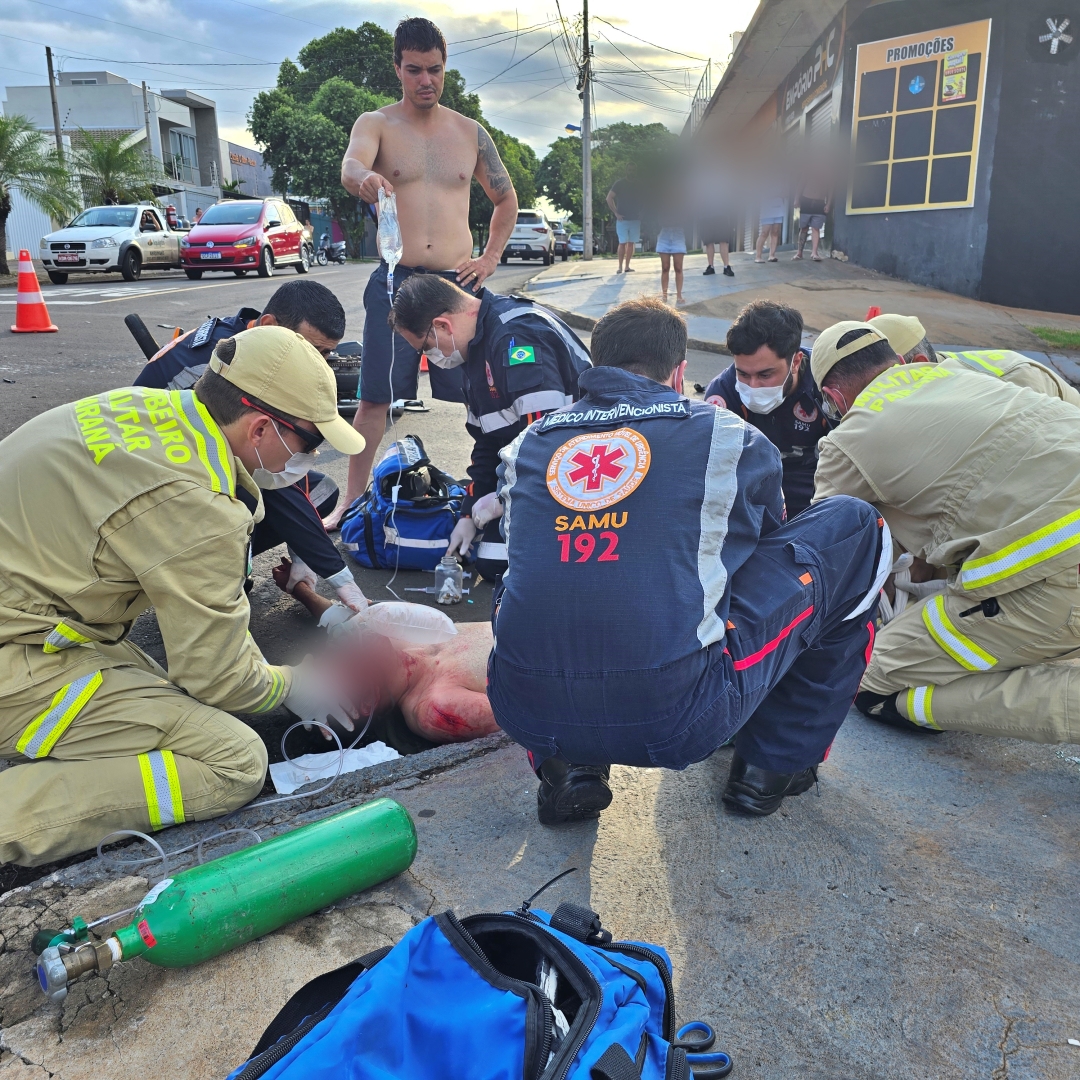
[{"left": 241, "top": 396, "right": 324, "bottom": 451}]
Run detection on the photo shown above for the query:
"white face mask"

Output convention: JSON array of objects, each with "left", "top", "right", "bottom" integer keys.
[
  {"left": 734, "top": 361, "right": 794, "bottom": 415},
  {"left": 425, "top": 326, "right": 465, "bottom": 369},
  {"left": 252, "top": 420, "right": 318, "bottom": 489}
]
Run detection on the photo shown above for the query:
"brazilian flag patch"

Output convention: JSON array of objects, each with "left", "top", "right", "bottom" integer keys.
[{"left": 509, "top": 344, "right": 536, "bottom": 365}]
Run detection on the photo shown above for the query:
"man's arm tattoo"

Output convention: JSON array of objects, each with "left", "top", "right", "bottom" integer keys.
[{"left": 478, "top": 125, "right": 513, "bottom": 197}]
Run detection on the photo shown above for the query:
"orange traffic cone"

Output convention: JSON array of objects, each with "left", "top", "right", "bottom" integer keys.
[
  {"left": 419, "top": 352, "right": 429, "bottom": 372},
  {"left": 10, "top": 250, "right": 58, "bottom": 333},
  {"left": 864, "top": 305, "right": 882, "bottom": 320}
]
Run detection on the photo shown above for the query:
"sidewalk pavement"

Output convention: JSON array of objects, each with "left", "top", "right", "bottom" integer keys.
[{"left": 525, "top": 252, "right": 1080, "bottom": 380}]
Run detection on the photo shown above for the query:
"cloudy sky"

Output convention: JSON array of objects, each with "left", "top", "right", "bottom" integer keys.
[{"left": 1, "top": 0, "right": 757, "bottom": 154}]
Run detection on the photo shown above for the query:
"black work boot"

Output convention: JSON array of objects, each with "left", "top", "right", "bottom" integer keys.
[
  {"left": 855, "top": 690, "right": 942, "bottom": 734},
  {"left": 721, "top": 752, "right": 818, "bottom": 816},
  {"left": 536, "top": 757, "right": 612, "bottom": 826}
]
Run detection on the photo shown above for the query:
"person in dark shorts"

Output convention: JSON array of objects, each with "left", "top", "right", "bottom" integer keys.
[
  {"left": 793, "top": 166, "right": 831, "bottom": 262},
  {"left": 700, "top": 215, "right": 734, "bottom": 277}
]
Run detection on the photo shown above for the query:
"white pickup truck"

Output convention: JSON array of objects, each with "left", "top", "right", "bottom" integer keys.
[{"left": 40, "top": 203, "right": 185, "bottom": 283}]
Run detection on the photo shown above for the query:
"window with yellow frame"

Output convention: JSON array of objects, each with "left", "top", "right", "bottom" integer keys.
[{"left": 848, "top": 19, "right": 992, "bottom": 214}]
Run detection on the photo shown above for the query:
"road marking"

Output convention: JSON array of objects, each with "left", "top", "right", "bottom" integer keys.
[{"left": 0, "top": 280, "right": 240, "bottom": 305}]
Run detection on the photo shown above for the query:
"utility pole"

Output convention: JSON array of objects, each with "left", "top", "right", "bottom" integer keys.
[
  {"left": 45, "top": 47, "right": 64, "bottom": 164},
  {"left": 580, "top": 0, "right": 593, "bottom": 261},
  {"left": 140, "top": 80, "right": 155, "bottom": 166}
]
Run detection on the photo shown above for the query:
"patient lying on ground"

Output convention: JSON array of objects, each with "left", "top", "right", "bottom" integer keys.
[{"left": 272, "top": 559, "right": 498, "bottom": 744}]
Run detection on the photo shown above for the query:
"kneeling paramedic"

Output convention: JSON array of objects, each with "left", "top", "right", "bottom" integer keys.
[
  {"left": 487, "top": 297, "right": 889, "bottom": 824},
  {"left": 0, "top": 326, "right": 364, "bottom": 866},
  {"left": 133, "top": 278, "right": 367, "bottom": 611},
  {"left": 390, "top": 275, "right": 591, "bottom": 581},
  {"left": 703, "top": 300, "right": 829, "bottom": 517},
  {"left": 812, "top": 319, "right": 1080, "bottom": 741}
]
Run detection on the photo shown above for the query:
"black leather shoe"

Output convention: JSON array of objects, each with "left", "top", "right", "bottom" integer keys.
[
  {"left": 721, "top": 752, "right": 817, "bottom": 816},
  {"left": 703, "top": 264, "right": 716, "bottom": 275},
  {"left": 855, "top": 690, "right": 942, "bottom": 734},
  {"left": 536, "top": 758, "right": 612, "bottom": 826}
]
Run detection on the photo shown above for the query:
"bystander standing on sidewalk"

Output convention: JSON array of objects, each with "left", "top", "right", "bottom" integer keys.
[
  {"left": 793, "top": 160, "right": 831, "bottom": 262},
  {"left": 655, "top": 181, "right": 688, "bottom": 305},
  {"left": 755, "top": 193, "right": 785, "bottom": 263},
  {"left": 606, "top": 162, "right": 642, "bottom": 274}
]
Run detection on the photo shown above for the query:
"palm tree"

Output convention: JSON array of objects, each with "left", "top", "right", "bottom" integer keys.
[
  {"left": 221, "top": 177, "right": 245, "bottom": 195},
  {"left": 0, "top": 114, "right": 80, "bottom": 276},
  {"left": 70, "top": 129, "right": 162, "bottom": 207}
]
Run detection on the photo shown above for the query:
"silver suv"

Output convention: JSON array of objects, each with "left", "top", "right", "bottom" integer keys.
[{"left": 501, "top": 210, "right": 555, "bottom": 265}]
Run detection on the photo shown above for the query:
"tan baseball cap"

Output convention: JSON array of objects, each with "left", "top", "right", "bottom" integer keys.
[
  {"left": 810, "top": 320, "right": 890, "bottom": 386},
  {"left": 209, "top": 325, "right": 366, "bottom": 454},
  {"left": 869, "top": 313, "right": 925, "bottom": 357}
]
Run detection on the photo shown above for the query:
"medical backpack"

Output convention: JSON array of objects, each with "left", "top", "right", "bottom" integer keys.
[
  {"left": 340, "top": 435, "right": 465, "bottom": 573},
  {"left": 226, "top": 899, "right": 727, "bottom": 1080}
]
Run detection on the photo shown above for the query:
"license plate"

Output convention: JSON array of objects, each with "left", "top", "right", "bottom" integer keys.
[
  {"left": 200, "top": 252, "right": 222, "bottom": 260},
  {"left": 511, "top": 244, "right": 528, "bottom": 250},
  {"left": 56, "top": 253, "right": 80, "bottom": 263}
]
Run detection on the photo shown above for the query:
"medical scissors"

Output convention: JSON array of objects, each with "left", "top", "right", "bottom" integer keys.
[{"left": 673, "top": 1021, "right": 732, "bottom": 1078}]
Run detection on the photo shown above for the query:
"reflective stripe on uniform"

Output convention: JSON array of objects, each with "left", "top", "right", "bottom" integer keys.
[
  {"left": 477, "top": 541, "right": 508, "bottom": 561},
  {"left": 16, "top": 671, "right": 103, "bottom": 758},
  {"left": 922, "top": 595, "right": 997, "bottom": 670},
  {"left": 170, "top": 390, "right": 235, "bottom": 495},
  {"left": 42, "top": 621, "right": 93, "bottom": 653},
  {"left": 139, "top": 749, "right": 186, "bottom": 829},
  {"left": 960, "top": 508, "right": 1080, "bottom": 591},
  {"left": 958, "top": 350, "right": 1005, "bottom": 377},
  {"left": 905, "top": 685, "right": 941, "bottom": 730},
  {"left": 250, "top": 666, "right": 287, "bottom": 715}
]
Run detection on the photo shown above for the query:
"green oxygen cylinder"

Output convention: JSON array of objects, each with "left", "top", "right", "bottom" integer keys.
[{"left": 36, "top": 799, "right": 416, "bottom": 1001}]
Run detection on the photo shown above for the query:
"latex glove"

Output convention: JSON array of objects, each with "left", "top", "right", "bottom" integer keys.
[
  {"left": 446, "top": 516, "right": 477, "bottom": 558},
  {"left": 896, "top": 578, "right": 948, "bottom": 600},
  {"left": 283, "top": 655, "right": 358, "bottom": 742},
  {"left": 335, "top": 580, "right": 369, "bottom": 612},
  {"left": 470, "top": 492, "right": 503, "bottom": 529},
  {"left": 285, "top": 550, "right": 317, "bottom": 594}
]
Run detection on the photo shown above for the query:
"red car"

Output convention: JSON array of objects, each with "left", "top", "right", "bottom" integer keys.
[{"left": 181, "top": 198, "right": 310, "bottom": 279}]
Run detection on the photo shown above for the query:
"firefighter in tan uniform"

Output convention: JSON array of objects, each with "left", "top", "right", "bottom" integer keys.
[
  {"left": 810, "top": 318, "right": 1080, "bottom": 741},
  {"left": 0, "top": 326, "right": 365, "bottom": 866}
]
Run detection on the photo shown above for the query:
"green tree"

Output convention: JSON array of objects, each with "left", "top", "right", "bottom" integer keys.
[
  {"left": 71, "top": 129, "right": 162, "bottom": 207},
  {"left": 537, "top": 135, "right": 582, "bottom": 222},
  {"left": 249, "top": 24, "right": 539, "bottom": 253},
  {"left": 220, "top": 177, "right": 244, "bottom": 195},
  {"left": 0, "top": 114, "right": 80, "bottom": 276},
  {"left": 286, "top": 24, "right": 399, "bottom": 101}
]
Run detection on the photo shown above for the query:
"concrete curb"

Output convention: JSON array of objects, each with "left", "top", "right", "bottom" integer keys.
[
  {"left": 535, "top": 298, "right": 730, "bottom": 356},
  {"left": 3, "top": 733, "right": 514, "bottom": 896}
]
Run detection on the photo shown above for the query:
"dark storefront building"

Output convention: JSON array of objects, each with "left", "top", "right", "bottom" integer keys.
[{"left": 698, "top": 0, "right": 1080, "bottom": 314}]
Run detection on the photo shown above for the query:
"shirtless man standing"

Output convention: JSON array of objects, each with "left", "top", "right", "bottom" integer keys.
[
  {"left": 323, "top": 17, "right": 519, "bottom": 530},
  {"left": 273, "top": 559, "right": 498, "bottom": 744}
]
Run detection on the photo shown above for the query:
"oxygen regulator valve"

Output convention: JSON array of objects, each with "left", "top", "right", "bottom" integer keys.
[{"left": 37, "top": 937, "right": 122, "bottom": 1004}]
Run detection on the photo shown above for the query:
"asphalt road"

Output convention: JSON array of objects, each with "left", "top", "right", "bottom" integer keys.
[{"left": 0, "top": 258, "right": 555, "bottom": 437}]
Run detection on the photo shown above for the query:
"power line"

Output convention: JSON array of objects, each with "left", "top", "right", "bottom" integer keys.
[
  {"left": 592, "top": 77, "right": 688, "bottom": 115},
  {"left": 469, "top": 33, "right": 557, "bottom": 91},
  {"left": 592, "top": 17, "right": 708, "bottom": 63}
]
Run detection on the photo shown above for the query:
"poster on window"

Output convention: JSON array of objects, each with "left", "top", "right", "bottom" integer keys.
[
  {"left": 942, "top": 50, "right": 969, "bottom": 101},
  {"left": 847, "top": 19, "right": 991, "bottom": 215}
]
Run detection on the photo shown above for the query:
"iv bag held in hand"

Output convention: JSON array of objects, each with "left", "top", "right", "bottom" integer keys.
[
  {"left": 377, "top": 187, "right": 403, "bottom": 275},
  {"left": 332, "top": 602, "right": 458, "bottom": 645}
]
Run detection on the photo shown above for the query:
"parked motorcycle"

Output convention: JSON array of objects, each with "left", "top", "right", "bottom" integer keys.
[{"left": 316, "top": 232, "right": 347, "bottom": 266}]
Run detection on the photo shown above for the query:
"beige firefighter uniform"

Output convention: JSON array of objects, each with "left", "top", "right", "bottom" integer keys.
[
  {"left": 0, "top": 385, "right": 289, "bottom": 865},
  {"left": 814, "top": 350, "right": 1080, "bottom": 740}
]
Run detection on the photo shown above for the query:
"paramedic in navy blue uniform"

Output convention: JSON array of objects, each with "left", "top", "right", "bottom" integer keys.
[
  {"left": 390, "top": 274, "right": 591, "bottom": 582},
  {"left": 133, "top": 279, "right": 368, "bottom": 610},
  {"left": 703, "top": 300, "right": 830, "bottom": 517},
  {"left": 488, "top": 297, "right": 890, "bottom": 825}
]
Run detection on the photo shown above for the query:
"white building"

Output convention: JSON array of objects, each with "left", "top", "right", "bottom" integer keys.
[{"left": 3, "top": 71, "right": 276, "bottom": 260}]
